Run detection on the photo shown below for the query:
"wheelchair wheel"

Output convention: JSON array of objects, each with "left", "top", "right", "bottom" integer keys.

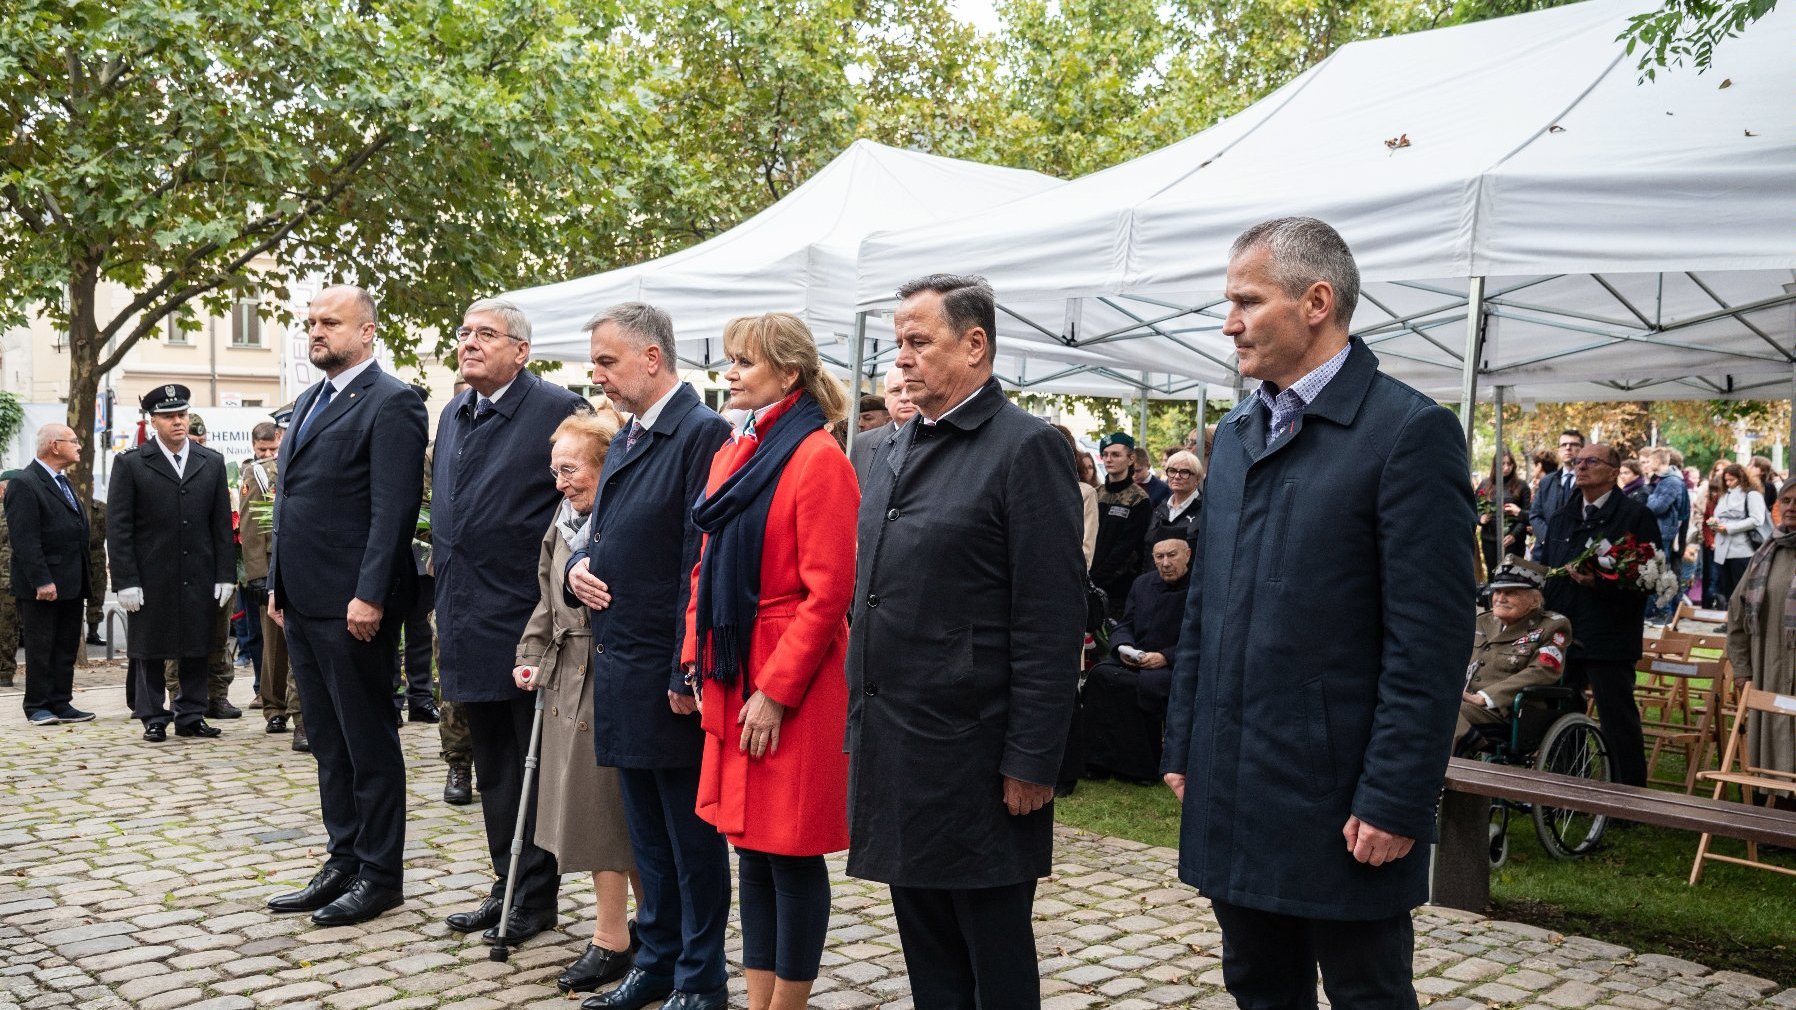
[
  {"left": 1488, "top": 811, "right": 1510, "bottom": 870},
  {"left": 1532, "top": 713, "right": 1610, "bottom": 859}
]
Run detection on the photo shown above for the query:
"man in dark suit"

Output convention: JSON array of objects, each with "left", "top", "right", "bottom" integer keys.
[
  {"left": 1078, "top": 536, "right": 1191, "bottom": 783},
  {"left": 264, "top": 285, "right": 428, "bottom": 928},
  {"left": 108, "top": 385, "right": 235, "bottom": 742},
  {"left": 1529, "top": 429, "right": 1584, "bottom": 559},
  {"left": 566, "top": 302, "right": 731, "bottom": 1010},
  {"left": 1162, "top": 218, "right": 1474, "bottom": 1009},
  {"left": 433, "top": 299, "right": 585, "bottom": 946},
  {"left": 1540, "top": 442, "right": 1661, "bottom": 788},
  {"left": 849, "top": 367, "right": 912, "bottom": 485},
  {"left": 847, "top": 274, "right": 1085, "bottom": 1010},
  {"left": 7, "top": 424, "right": 93, "bottom": 726}
]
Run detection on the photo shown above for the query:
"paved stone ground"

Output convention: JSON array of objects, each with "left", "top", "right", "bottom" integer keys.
[{"left": 3, "top": 676, "right": 1793, "bottom": 1010}]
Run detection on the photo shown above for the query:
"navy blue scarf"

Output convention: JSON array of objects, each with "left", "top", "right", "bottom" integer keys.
[{"left": 691, "top": 391, "right": 826, "bottom": 695}]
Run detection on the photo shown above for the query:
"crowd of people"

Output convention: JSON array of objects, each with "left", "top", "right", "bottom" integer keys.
[{"left": 4, "top": 213, "right": 1793, "bottom": 1010}]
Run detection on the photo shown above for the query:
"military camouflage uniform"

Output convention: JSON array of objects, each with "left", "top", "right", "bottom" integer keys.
[
  {"left": 0, "top": 503, "right": 17, "bottom": 687},
  {"left": 85, "top": 500, "right": 107, "bottom": 636},
  {"left": 239, "top": 457, "right": 289, "bottom": 720}
]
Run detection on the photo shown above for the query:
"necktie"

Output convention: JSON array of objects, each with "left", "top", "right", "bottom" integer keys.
[
  {"left": 54, "top": 473, "right": 79, "bottom": 514},
  {"left": 1563, "top": 471, "right": 1574, "bottom": 491},
  {"left": 474, "top": 397, "right": 496, "bottom": 425},
  {"left": 624, "top": 419, "right": 645, "bottom": 452},
  {"left": 1583, "top": 502, "right": 1596, "bottom": 522},
  {"left": 296, "top": 381, "right": 336, "bottom": 444}
]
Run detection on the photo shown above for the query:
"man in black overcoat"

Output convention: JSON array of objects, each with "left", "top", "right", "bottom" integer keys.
[
  {"left": 1539, "top": 441, "right": 1661, "bottom": 788},
  {"left": 566, "top": 303, "right": 732, "bottom": 1010},
  {"left": 264, "top": 285, "right": 427, "bottom": 928},
  {"left": 1161, "top": 218, "right": 1475, "bottom": 1009},
  {"left": 108, "top": 385, "right": 234, "bottom": 742},
  {"left": 7, "top": 424, "right": 93, "bottom": 726},
  {"left": 847, "top": 274, "right": 1085, "bottom": 1010},
  {"left": 433, "top": 299, "right": 585, "bottom": 946},
  {"left": 1078, "top": 536, "right": 1191, "bottom": 782}
]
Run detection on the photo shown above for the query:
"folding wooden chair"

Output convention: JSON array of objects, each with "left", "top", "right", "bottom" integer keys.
[
  {"left": 1690, "top": 682, "right": 1796, "bottom": 884},
  {"left": 1639, "top": 655, "right": 1725, "bottom": 789}
]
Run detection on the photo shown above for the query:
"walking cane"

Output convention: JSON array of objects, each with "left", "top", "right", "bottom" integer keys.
[{"left": 489, "top": 685, "right": 547, "bottom": 962}]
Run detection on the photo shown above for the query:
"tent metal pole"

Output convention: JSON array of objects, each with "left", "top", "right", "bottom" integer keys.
[
  {"left": 1138, "top": 374, "right": 1151, "bottom": 445},
  {"left": 1789, "top": 364, "right": 1795, "bottom": 459},
  {"left": 1195, "top": 383, "right": 1209, "bottom": 442},
  {"left": 845, "top": 310, "right": 867, "bottom": 456},
  {"left": 1492, "top": 385, "right": 1507, "bottom": 569},
  {"left": 1458, "top": 277, "right": 1486, "bottom": 449}
]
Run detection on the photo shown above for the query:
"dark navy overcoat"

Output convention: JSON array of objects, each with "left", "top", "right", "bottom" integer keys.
[
  {"left": 1161, "top": 339, "right": 1475, "bottom": 920},
  {"left": 567, "top": 383, "right": 730, "bottom": 769},
  {"left": 433, "top": 370, "right": 585, "bottom": 703}
]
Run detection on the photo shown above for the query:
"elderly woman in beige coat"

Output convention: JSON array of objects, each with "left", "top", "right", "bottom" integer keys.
[
  {"left": 514, "top": 409, "right": 641, "bottom": 995},
  {"left": 1725, "top": 480, "right": 1796, "bottom": 791}
]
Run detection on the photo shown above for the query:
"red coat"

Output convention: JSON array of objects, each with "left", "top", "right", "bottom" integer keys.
[{"left": 683, "top": 408, "right": 858, "bottom": 856}]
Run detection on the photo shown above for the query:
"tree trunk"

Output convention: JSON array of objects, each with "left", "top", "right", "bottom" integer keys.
[{"left": 64, "top": 270, "right": 104, "bottom": 507}]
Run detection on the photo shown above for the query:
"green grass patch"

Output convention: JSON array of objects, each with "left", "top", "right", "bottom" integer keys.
[{"left": 1056, "top": 777, "right": 1796, "bottom": 984}]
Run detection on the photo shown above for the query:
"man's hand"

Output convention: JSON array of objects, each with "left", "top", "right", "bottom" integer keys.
[
  {"left": 1461, "top": 690, "right": 1482, "bottom": 705},
  {"left": 117, "top": 587, "right": 144, "bottom": 612},
  {"left": 213, "top": 582, "right": 235, "bottom": 606},
  {"left": 346, "top": 598, "right": 383, "bottom": 642},
  {"left": 668, "top": 690, "right": 698, "bottom": 716},
  {"left": 514, "top": 665, "right": 538, "bottom": 691},
  {"left": 1568, "top": 565, "right": 1595, "bottom": 587},
  {"left": 267, "top": 592, "right": 284, "bottom": 629},
  {"left": 738, "top": 690, "right": 785, "bottom": 757},
  {"left": 1002, "top": 776, "right": 1054, "bottom": 816},
  {"left": 1163, "top": 772, "right": 1186, "bottom": 801},
  {"left": 1137, "top": 651, "right": 1168, "bottom": 669},
  {"left": 568, "top": 557, "right": 612, "bottom": 611},
  {"left": 34, "top": 583, "right": 55, "bottom": 602},
  {"left": 1343, "top": 815, "right": 1415, "bottom": 866}
]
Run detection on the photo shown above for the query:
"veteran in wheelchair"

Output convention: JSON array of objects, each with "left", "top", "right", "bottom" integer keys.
[{"left": 1455, "top": 557, "right": 1571, "bottom": 754}]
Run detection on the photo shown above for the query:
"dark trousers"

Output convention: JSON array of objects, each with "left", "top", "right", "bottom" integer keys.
[
  {"left": 235, "top": 587, "right": 263, "bottom": 683},
  {"left": 1210, "top": 899, "right": 1416, "bottom": 1010},
  {"left": 1563, "top": 656, "right": 1647, "bottom": 787},
  {"left": 736, "top": 848, "right": 829, "bottom": 982},
  {"left": 618, "top": 764, "right": 730, "bottom": 993},
  {"left": 131, "top": 655, "right": 208, "bottom": 727},
  {"left": 19, "top": 597, "right": 82, "bottom": 716},
  {"left": 395, "top": 575, "right": 434, "bottom": 709},
  {"left": 285, "top": 610, "right": 407, "bottom": 889},
  {"left": 462, "top": 695, "right": 559, "bottom": 912},
  {"left": 889, "top": 879, "right": 1040, "bottom": 1010},
  {"left": 1716, "top": 557, "right": 1750, "bottom": 607}
]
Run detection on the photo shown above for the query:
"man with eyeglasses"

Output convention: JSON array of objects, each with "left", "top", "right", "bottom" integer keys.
[
  {"left": 1529, "top": 429, "right": 1584, "bottom": 560},
  {"left": 1538, "top": 442, "right": 1662, "bottom": 788},
  {"left": 432, "top": 298, "right": 588, "bottom": 950},
  {"left": 7, "top": 424, "right": 94, "bottom": 726}
]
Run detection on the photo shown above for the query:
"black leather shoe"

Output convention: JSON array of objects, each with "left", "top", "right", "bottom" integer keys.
[
  {"left": 481, "top": 905, "right": 553, "bottom": 944},
  {"left": 556, "top": 942, "right": 633, "bottom": 994},
  {"left": 267, "top": 867, "right": 354, "bottom": 913},
  {"left": 207, "top": 699, "right": 243, "bottom": 719},
  {"left": 581, "top": 968, "right": 675, "bottom": 1010},
  {"left": 142, "top": 723, "right": 167, "bottom": 743},
  {"left": 310, "top": 879, "right": 403, "bottom": 926},
  {"left": 175, "top": 720, "right": 222, "bottom": 738},
  {"left": 266, "top": 715, "right": 289, "bottom": 734},
  {"left": 443, "top": 764, "right": 473, "bottom": 805},
  {"left": 445, "top": 895, "right": 504, "bottom": 933},
  {"left": 85, "top": 630, "right": 104, "bottom": 646},
  {"left": 408, "top": 702, "right": 440, "bottom": 723},
  {"left": 662, "top": 989, "right": 728, "bottom": 1010},
  {"left": 291, "top": 727, "right": 310, "bottom": 752}
]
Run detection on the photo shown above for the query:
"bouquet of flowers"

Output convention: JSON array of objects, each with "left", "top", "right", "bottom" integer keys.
[
  {"left": 1475, "top": 488, "right": 1526, "bottom": 542},
  {"left": 1548, "top": 533, "right": 1680, "bottom": 606}
]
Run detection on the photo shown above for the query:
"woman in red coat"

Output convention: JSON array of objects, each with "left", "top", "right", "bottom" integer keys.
[{"left": 681, "top": 311, "right": 857, "bottom": 1010}]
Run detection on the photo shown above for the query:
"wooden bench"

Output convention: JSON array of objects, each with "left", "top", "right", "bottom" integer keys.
[{"left": 1431, "top": 757, "right": 1796, "bottom": 912}]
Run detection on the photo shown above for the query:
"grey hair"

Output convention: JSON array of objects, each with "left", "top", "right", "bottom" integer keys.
[
  {"left": 1165, "top": 448, "right": 1204, "bottom": 480},
  {"left": 884, "top": 366, "right": 906, "bottom": 392},
  {"left": 1229, "top": 217, "right": 1360, "bottom": 326},
  {"left": 34, "top": 424, "right": 66, "bottom": 453},
  {"left": 585, "top": 302, "right": 676, "bottom": 363},
  {"left": 896, "top": 273, "right": 997, "bottom": 364},
  {"left": 320, "top": 284, "right": 378, "bottom": 328},
  {"left": 465, "top": 297, "right": 532, "bottom": 344}
]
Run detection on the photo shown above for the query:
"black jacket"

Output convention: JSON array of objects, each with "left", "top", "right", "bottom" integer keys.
[
  {"left": 1108, "top": 570, "right": 1190, "bottom": 708},
  {"left": 6, "top": 462, "right": 90, "bottom": 602},
  {"left": 1540, "top": 490, "right": 1662, "bottom": 663}
]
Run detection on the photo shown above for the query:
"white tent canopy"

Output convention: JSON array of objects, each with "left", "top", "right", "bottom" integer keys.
[
  {"left": 854, "top": 0, "right": 1796, "bottom": 406},
  {"left": 501, "top": 141, "right": 1193, "bottom": 397}
]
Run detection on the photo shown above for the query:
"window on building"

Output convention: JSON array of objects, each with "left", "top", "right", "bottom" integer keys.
[
  {"left": 231, "top": 300, "right": 262, "bottom": 347},
  {"left": 165, "top": 315, "right": 191, "bottom": 345}
]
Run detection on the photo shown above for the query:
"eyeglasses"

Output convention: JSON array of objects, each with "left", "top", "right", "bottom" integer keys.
[
  {"left": 549, "top": 464, "right": 585, "bottom": 482},
  {"left": 1570, "top": 456, "right": 1616, "bottom": 469},
  {"left": 51, "top": 437, "right": 81, "bottom": 445},
  {"left": 456, "top": 325, "right": 518, "bottom": 345},
  {"left": 1165, "top": 467, "right": 1197, "bottom": 477}
]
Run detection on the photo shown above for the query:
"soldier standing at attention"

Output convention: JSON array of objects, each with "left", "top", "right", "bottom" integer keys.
[
  {"left": 0, "top": 471, "right": 19, "bottom": 689},
  {"left": 241, "top": 421, "right": 291, "bottom": 734}
]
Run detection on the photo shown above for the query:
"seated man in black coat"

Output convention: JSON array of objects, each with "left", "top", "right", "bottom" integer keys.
[{"left": 1080, "top": 536, "right": 1192, "bottom": 782}]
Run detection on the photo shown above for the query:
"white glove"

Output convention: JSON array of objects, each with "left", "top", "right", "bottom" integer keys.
[
  {"left": 117, "top": 587, "right": 144, "bottom": 613},
  {"left": 214, "top": 583, "right": 235, "bottom": 606}
]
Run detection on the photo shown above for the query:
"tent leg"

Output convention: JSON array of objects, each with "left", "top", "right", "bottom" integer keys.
[
  {"left": 1195, "top": 383, "right": 1209, "bottom": 444},
  {"left": 846, "top": 311, "right": 867, "bottom": 456},
  {"left": 1788, "top": 365, "right": 1795, "bottom": 459},
  {"left": 1458, "top": 277, "right": 1486, "bottom": 449},
  {"left": 1138, "top": 374, "right": 1151, "bottom": 446},
  {"left": 1492, "top": 385, "right": 1507, "bottom": 567}
]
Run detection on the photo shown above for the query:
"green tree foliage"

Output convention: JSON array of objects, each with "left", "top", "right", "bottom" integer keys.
[
  {"left": 0, "top": 0, "right": 636, "bottom": 497},
  {"left": 1621, "top": 0, "right": 1778, "bottom": 79}
]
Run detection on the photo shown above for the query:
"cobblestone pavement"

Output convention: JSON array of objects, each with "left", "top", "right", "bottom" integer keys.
[{"left": 3, "top": 680, "right": 1793, "bottom": 1010}]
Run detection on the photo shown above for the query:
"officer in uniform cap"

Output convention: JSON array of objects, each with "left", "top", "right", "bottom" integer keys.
[
  {"left": 0, "top": 470, "right": 21, "bottom": 688},
  {"left": 1454, "top": 556, "right": 1573, "bottom": 753},
  {"left": 110, "top": 384, "right": 236, "bottom": 741},
  {"left": 157, "top": 409, "right": 241, "bottom": 718}
]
